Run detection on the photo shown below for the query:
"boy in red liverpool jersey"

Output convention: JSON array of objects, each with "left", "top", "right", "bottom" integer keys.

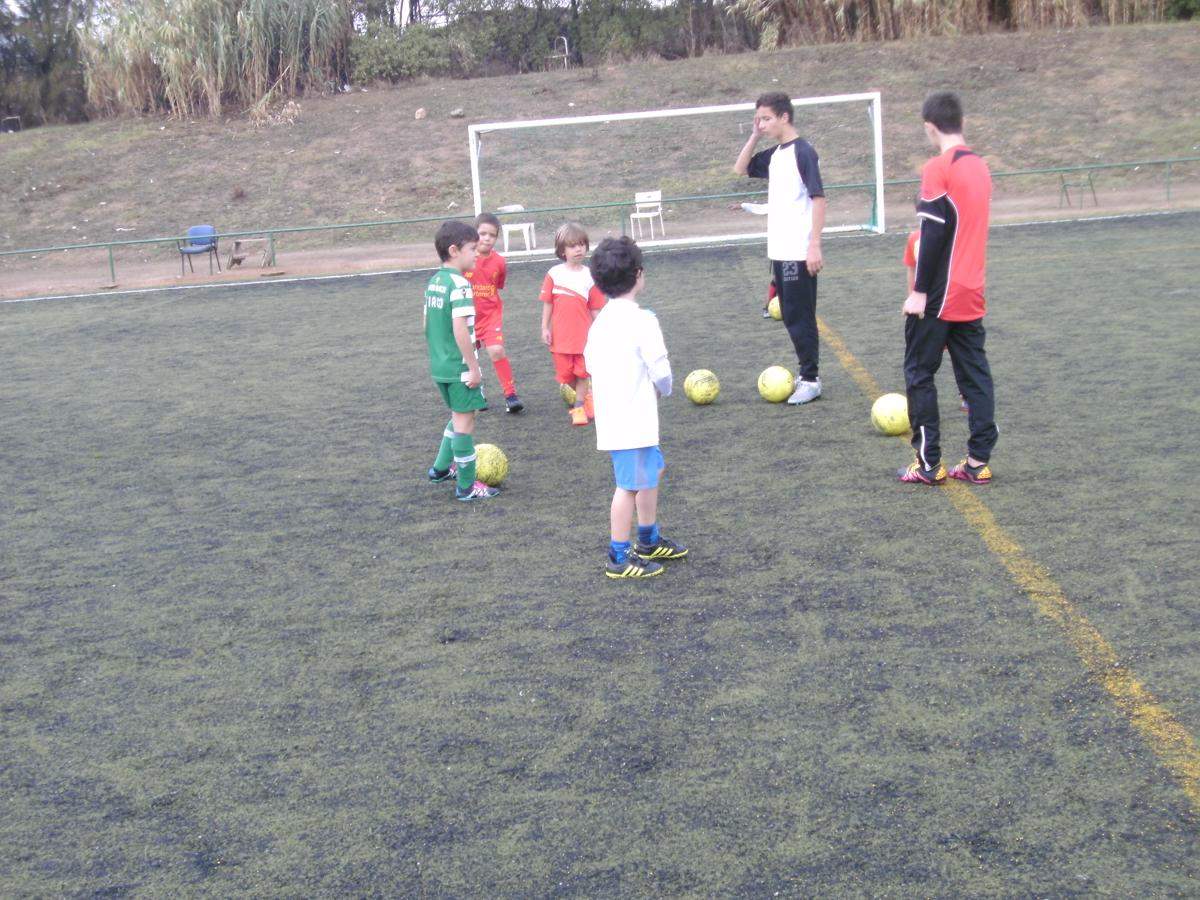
[
  {"left": 468, "top": 213, "right": 523, "bottom": 413},
  {"left": 764, "top": 277, "right": 777, "bottom": 318},
  {"left": 899, "top": 92, "right": 997, "bottom": 485}
]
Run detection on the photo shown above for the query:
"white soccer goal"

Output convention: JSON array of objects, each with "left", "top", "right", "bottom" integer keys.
[{"left": 467, "top": 91, "right": 885, "bottom": 255}]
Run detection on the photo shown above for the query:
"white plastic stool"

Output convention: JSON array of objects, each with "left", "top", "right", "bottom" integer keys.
[
  {"left": 495, "top": 204, "right": 536, "bottom": 253},
  {"left": 502, "top": 221, "right": 536, "bottom": 252}
]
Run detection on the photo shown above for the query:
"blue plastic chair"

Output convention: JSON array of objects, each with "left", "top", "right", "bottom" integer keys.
[{"left": 178, "top": 225, "right": 221, "bottom": 275}]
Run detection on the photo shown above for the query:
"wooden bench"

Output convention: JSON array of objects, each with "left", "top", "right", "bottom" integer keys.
[
  {"left": 226, "top": 237, "right": 272, "bottom": 269},
  {"left": 1059, "top": 172, "right": 1098, "bottom": 208}
]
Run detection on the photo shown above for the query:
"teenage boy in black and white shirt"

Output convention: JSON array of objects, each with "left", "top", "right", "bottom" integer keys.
[{"left": 734, "top": 92, "right": 827, "bottom": 404}]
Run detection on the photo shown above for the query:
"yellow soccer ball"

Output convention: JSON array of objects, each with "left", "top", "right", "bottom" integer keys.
[
  {"left": 684, "top": 369, "right": 720, "bottom": 405},
  {"left": 757, "top": 365, "right": 795, "bottom": 403},
  {"left": 474, "top": 443, "right": 508, "bottom": 486},
  {"left": 871, "top": 392, "right": 910, "bottom": 435},
  {"left": 559, "top": 383, "right": 577, "bottom": 406},
  {"left": 767, "top": 296, "right": 782, "bottom": 320}
]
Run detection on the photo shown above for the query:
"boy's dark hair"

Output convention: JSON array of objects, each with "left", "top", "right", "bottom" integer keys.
[
  {"left": 475, "top": 212, "right": 501, "bottom": 231},
  {"left": 922, "top": 92, "right": 963, "bottom": 135},
  {"left": 434, "top": 220, "right": 478, "bottom": 261},
  {"left": 755, "top": 91, "right": 794, "bottom": 124},
  {"left": 589, "top": 236, "right": 643, "bottom": 298}
]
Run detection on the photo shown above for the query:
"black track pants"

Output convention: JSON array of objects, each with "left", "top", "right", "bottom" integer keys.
[
  {"left": 903, "top": 315, "right": 998, "bottom": 467},
  {"left": 772, "top": 260, "right": 819, "bottom": 382}
]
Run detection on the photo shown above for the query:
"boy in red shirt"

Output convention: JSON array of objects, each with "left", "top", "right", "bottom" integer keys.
[
  {"left": 900, "top": 92, "right": 998, "bottom": 485},
  {"left": 467, "top": 212, "right": 523, "bottom": 413},
  {"left": 540, "top": 222, "right": 606, "bottom": 426}
]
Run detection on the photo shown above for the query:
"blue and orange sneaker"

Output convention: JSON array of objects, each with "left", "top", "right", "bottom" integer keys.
[
  {"left": 898, "top": 459, "right": 947, "bottom": 485},
  {"left": 948, "top": 459, "right": 992, "bottom": 484}
]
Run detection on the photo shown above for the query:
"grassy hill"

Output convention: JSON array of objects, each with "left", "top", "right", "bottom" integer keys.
[{"left": 2, "top": 23, "right": 1198, "bottom": 255}]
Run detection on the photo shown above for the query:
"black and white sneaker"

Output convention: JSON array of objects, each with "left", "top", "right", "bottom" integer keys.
[{"left": 505, "top": 393, "right": 524, "bottom": 414}]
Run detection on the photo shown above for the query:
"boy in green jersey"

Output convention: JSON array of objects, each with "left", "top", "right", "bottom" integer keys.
[{"left": 425, "top": 220, "right": 499, "bottom": 501}]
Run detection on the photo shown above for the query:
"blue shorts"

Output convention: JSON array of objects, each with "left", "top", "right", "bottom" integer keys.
[{"left": 609, "top": 446, "right": 665, "bottom": 491}]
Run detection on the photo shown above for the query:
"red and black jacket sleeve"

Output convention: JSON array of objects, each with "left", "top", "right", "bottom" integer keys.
[{"left": 914, "top": 157, "right": 953, "bottom": 299}]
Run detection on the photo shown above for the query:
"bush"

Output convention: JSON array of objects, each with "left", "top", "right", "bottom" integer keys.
[
  {"left": 350, "top": 22, "right": 452, "bottom": 83},
  {"left": 575, "top": 0, "right": 695, "bottom": 63},
  {"left": 446, "top": 4, "right": 562, "bottom": 74},
  {"left": 423, "top": 0, "right": 757, "bottom": 73}
]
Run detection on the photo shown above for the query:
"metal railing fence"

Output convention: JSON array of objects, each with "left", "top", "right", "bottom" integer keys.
[{"left": 2, "top": 157, "right": 1195, "bottom": 287}]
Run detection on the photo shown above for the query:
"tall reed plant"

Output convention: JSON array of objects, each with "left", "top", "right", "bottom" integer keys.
[{"left": 84, "top": 0, "right": 350, "bottom": 117}]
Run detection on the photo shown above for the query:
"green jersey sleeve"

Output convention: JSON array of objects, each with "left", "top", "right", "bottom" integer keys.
[{"left": 449, "top": 274, "right": 475, "bottom": 318}]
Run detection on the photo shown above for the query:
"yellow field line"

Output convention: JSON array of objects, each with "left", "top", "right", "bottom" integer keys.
[
  {"left": 820, "top": 314, "right": 1200, "bottom": 814},
  {"left": 819, "top": 319, "right": 882, "bottom": 398}
]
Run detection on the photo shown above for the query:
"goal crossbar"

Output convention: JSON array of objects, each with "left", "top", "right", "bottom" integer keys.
[
  {"left": 468, "top": 91, "right": 886, "bottom": 240},
  {"left": 469, "top": 92, "right": 881, "bottom": 135}
]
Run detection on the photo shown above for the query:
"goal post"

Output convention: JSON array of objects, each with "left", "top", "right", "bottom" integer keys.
[{"left": 467, "top": 91, "right": 885, "bottom": 254}]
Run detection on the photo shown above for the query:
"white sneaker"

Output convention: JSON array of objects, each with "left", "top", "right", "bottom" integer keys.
[{"left": 787, "top": 378, "right": 822, "bottom": 405}]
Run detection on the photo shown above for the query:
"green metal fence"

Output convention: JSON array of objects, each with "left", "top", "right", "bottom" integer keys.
[{"left": 1, "top": 157, "right": 1195, "bottom": 289}]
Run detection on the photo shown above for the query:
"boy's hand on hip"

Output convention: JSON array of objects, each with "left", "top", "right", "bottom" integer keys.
[{"left": 902, "top": 291, "right": 927, "bottom": 319}]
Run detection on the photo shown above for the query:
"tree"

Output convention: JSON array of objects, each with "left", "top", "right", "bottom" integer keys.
[{"left": 0, "top": 0, "right": 92, "bottom": 125}]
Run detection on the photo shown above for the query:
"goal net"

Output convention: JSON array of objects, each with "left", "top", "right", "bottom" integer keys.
[{"left": 468, "top": 92, "right": 884, "bottom": 255}]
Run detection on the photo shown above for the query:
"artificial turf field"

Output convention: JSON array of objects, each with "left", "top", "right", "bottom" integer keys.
[{"left": 2, "top": 212, "right": 1199, "bottom": 896}]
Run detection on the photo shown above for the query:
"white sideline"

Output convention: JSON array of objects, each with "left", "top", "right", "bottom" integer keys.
[{"left": 1, "top": 209, "right": 1188, "bottom": 306}]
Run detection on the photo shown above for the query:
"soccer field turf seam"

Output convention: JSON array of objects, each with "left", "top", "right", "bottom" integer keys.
[{"left": 814, "top": 306, "right": 1200, "bottom": 817}]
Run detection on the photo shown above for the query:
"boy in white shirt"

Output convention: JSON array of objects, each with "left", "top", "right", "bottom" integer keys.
[
  {"left": 733, "top": 92, "right": 827, "bottom": 404},
  {"left": 585, "top": 237, "right": 689, "bottom": 579}
]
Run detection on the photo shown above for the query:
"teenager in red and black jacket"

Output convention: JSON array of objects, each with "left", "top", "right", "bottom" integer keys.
[{"left": 899, "top": 91, "right": 998, "bottom": 486}]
